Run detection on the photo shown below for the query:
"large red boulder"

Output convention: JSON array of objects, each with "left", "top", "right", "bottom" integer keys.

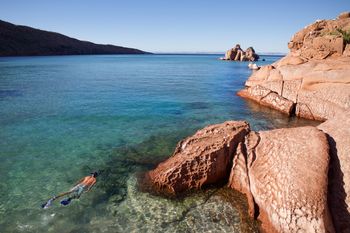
[
  {"left": 148, "top": 121, "right": 250, "bottom": 194},
  {"left": 245, "top": 127, "right": 333, "bottom": 232}
]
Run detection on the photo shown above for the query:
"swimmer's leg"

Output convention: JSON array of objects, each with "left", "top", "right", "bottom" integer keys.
[
  {"left": 52, "top": 191, "right": 74, "bottom": 201},
  {"left": 42, "top": 191, "right": 74, "bottom": 209}
]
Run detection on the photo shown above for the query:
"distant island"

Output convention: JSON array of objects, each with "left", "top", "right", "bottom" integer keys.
[
  {"left": 221, "top": 44, "right": 259, "bottom": 61},
  {"left": 0, "top": 20, "right": 149, "bottom": 56}
]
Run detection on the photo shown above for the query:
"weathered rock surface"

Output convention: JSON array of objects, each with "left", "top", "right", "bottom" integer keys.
[
  {"left": 224, "top": 44, "right": 259, "bottom": 61},
  {"left": 247, "top": 127, "right": 333, "bottom": 233},
  {"left": 148, "top": 12, "right": 350, "bottom": 233},
  {"left": 148, "top": 121, "right": 250, "bottom": 194},
  {"left": 147, "top": 121, "right": 334, "bottom": 232},
  {"left": 237, "top": 85, "right": 295, "bottom": 115},
  {"left": 239, "top": 13, "right": 350, "bottom": 121},
  {"left": 318, "top": 111, "right": 350, "bottom": 233}
]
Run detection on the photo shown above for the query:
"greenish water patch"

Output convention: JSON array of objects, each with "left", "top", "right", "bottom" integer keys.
[{"left": 0, "top": 54, "right": 320, "bottom": 232}]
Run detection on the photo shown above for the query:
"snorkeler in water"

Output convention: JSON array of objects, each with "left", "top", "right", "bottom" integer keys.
[{"left": 42, "top": 171, "right": 98, "bottom": 208}]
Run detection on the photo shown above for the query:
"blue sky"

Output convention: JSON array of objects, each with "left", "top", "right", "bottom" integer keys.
[{"left": 0, "top": 0, "right": 348, "bottom": 53}]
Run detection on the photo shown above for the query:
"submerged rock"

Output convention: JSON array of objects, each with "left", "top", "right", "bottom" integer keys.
[{"left": 102, "top": 175, "right": 255, "bottom": 233}]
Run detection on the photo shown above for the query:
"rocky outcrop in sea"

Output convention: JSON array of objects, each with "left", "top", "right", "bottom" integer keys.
[
  {"left": 223, "top": 44, "right": 259, "bottom": 61},
  {"left": 145, "top": 12, "right": 350, "bottom": 233},
  {"left": 238, "top": 12, "right": 350, "bottom": 121}
]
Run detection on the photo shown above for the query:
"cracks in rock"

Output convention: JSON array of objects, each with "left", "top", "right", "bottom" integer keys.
[
  {"left": 281, "top": 80, "right": 285, "bottom": 97},
  {"left": 259, "top": 93, "right": 271, "bottom": 103},
  {"left": 226, "top": 129, "right": 251, "bottom": 184},
  {"left": 241, "top": 132, "right": 261, "bottom": 220},
  {"left": 247, "top": 132, "right": 261, "bottom": 168},
  {"left": 258, "top": 90, "right": 273, "bottom": 102},
  {"left": 304, "top": 104, "right": 316, "bottom": 120},
  {"left": 290, "top": 103, "right": 297, "bottom": 117}
]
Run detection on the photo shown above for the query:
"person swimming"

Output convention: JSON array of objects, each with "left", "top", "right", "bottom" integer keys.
[{"left": 42, "top": 171, "right": 98, "bottom": 208}]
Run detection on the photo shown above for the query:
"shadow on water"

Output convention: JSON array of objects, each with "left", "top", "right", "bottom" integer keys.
[
  {"left": 184, "top": 101, "right": 211, "bottom": 110},
  {"left": 0, "top": 89, "right": 22, "bottom": 99}
]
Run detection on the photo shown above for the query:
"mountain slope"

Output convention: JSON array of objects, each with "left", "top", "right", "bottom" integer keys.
[{"left": 0, "top": 20, "right": 149, "bottom": 56}]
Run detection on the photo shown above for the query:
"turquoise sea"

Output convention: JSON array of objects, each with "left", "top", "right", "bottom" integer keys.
[{"left": 0, "top": 54, "right": 317, "bottom": 232}]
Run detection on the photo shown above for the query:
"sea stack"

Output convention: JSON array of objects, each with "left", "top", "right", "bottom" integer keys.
[{"left": 223, "top": 44, "right": 259, "bottom": 61}]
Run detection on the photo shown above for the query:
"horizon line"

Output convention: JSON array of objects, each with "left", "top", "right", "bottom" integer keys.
[{"left": 152, "top": 51, "right": 287, "bottom": 55}]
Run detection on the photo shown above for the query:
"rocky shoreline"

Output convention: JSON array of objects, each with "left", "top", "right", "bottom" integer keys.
[
  {"left": 145, "top": 13, "right": 350, "bottom": 232},
  {"left": 238, "top": 13, "right": 350, "bottom": 121}
]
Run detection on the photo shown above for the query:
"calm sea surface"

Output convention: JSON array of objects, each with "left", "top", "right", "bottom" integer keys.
[{"left": 0, "top": 54, "right": 317, "bottom": 232}]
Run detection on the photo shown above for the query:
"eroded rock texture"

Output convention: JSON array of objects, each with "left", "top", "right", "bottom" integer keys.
[
  {"left": 147, "top": 121, "right": 334, "bottom": 232},
  {"left": 147, "top": 12, "right": 350, "bottom": 233},
  {"left": 239, "top": 13, "right": 350, "bottom": 121},
  {"left": 237, "top": 85, "right": 295, "bottom": 115},
  {"left": 247, "top": 127, "right": 333, "bottom": 233},
  {"left": 318, "top": 111, "right": 350, "bottom": 232},
  {"left": 148, "top": 121, "right": 250, "bottom": 194}
]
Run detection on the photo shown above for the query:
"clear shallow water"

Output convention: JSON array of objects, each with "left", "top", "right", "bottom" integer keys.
[{"left": 0, "top": 54, "right": 317, "bottom": 232}]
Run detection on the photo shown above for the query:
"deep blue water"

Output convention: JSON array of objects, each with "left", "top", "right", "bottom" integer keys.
[{"left": 0, "top": 54, "right": 316, "bottom": 232}]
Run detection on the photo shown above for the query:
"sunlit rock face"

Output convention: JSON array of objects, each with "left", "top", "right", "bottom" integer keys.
[
  {"left": 239, "top": 12, "right": 350, "bottom": 121},
  {"left": 148, "top": 121, "right": 250, "bottom": 194},
  {"left": 224, "top": 44, "right": 259, "bottom": 61},
  {"left": 147, "top": 121, "right": 334, "bottom": 232}
]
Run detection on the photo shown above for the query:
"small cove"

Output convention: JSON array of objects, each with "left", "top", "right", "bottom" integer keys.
[{"left": 0, "top": 54, "right": 318, "bottom": 232}]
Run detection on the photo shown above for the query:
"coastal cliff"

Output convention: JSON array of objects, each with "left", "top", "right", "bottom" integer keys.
[
  {"left": 146, "top": 12, "right": 350, "bottom": 232},
  {"left": 238, "top": 12, "right": 350, "bottom": 121},
  {"left": 0, "top": 20, "right": 148, "bottom": 56}
]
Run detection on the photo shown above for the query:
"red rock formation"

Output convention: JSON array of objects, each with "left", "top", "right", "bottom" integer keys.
[
  {"left": 318, "top": 111, "right": 350, "bottom": 232},
  {"left": 246, "top": 127, "right": 333, "bottom": 233},
  {"left": 147, "top": 121, "right": 334, "bottom": 232},
  {"left": 148, "top": 121, "right": 250, "bottom": 194},
  {"left": 147, "top": 12, "right": 350, "bottom": 233},
  {"left": 224, "top": 44, "right": 259, "bottom": 61},
  {"left": 233, "top": 12, "right": 350, "bottom": 232},
  {"left": 227, "top": 140, "right": 255, "bottom": 217},
  {"left": 239, "top": 13, "right": 350, "bottom": 121},
  {"left": 237, "top": 85, "right": 295, "bottom": 115}
]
